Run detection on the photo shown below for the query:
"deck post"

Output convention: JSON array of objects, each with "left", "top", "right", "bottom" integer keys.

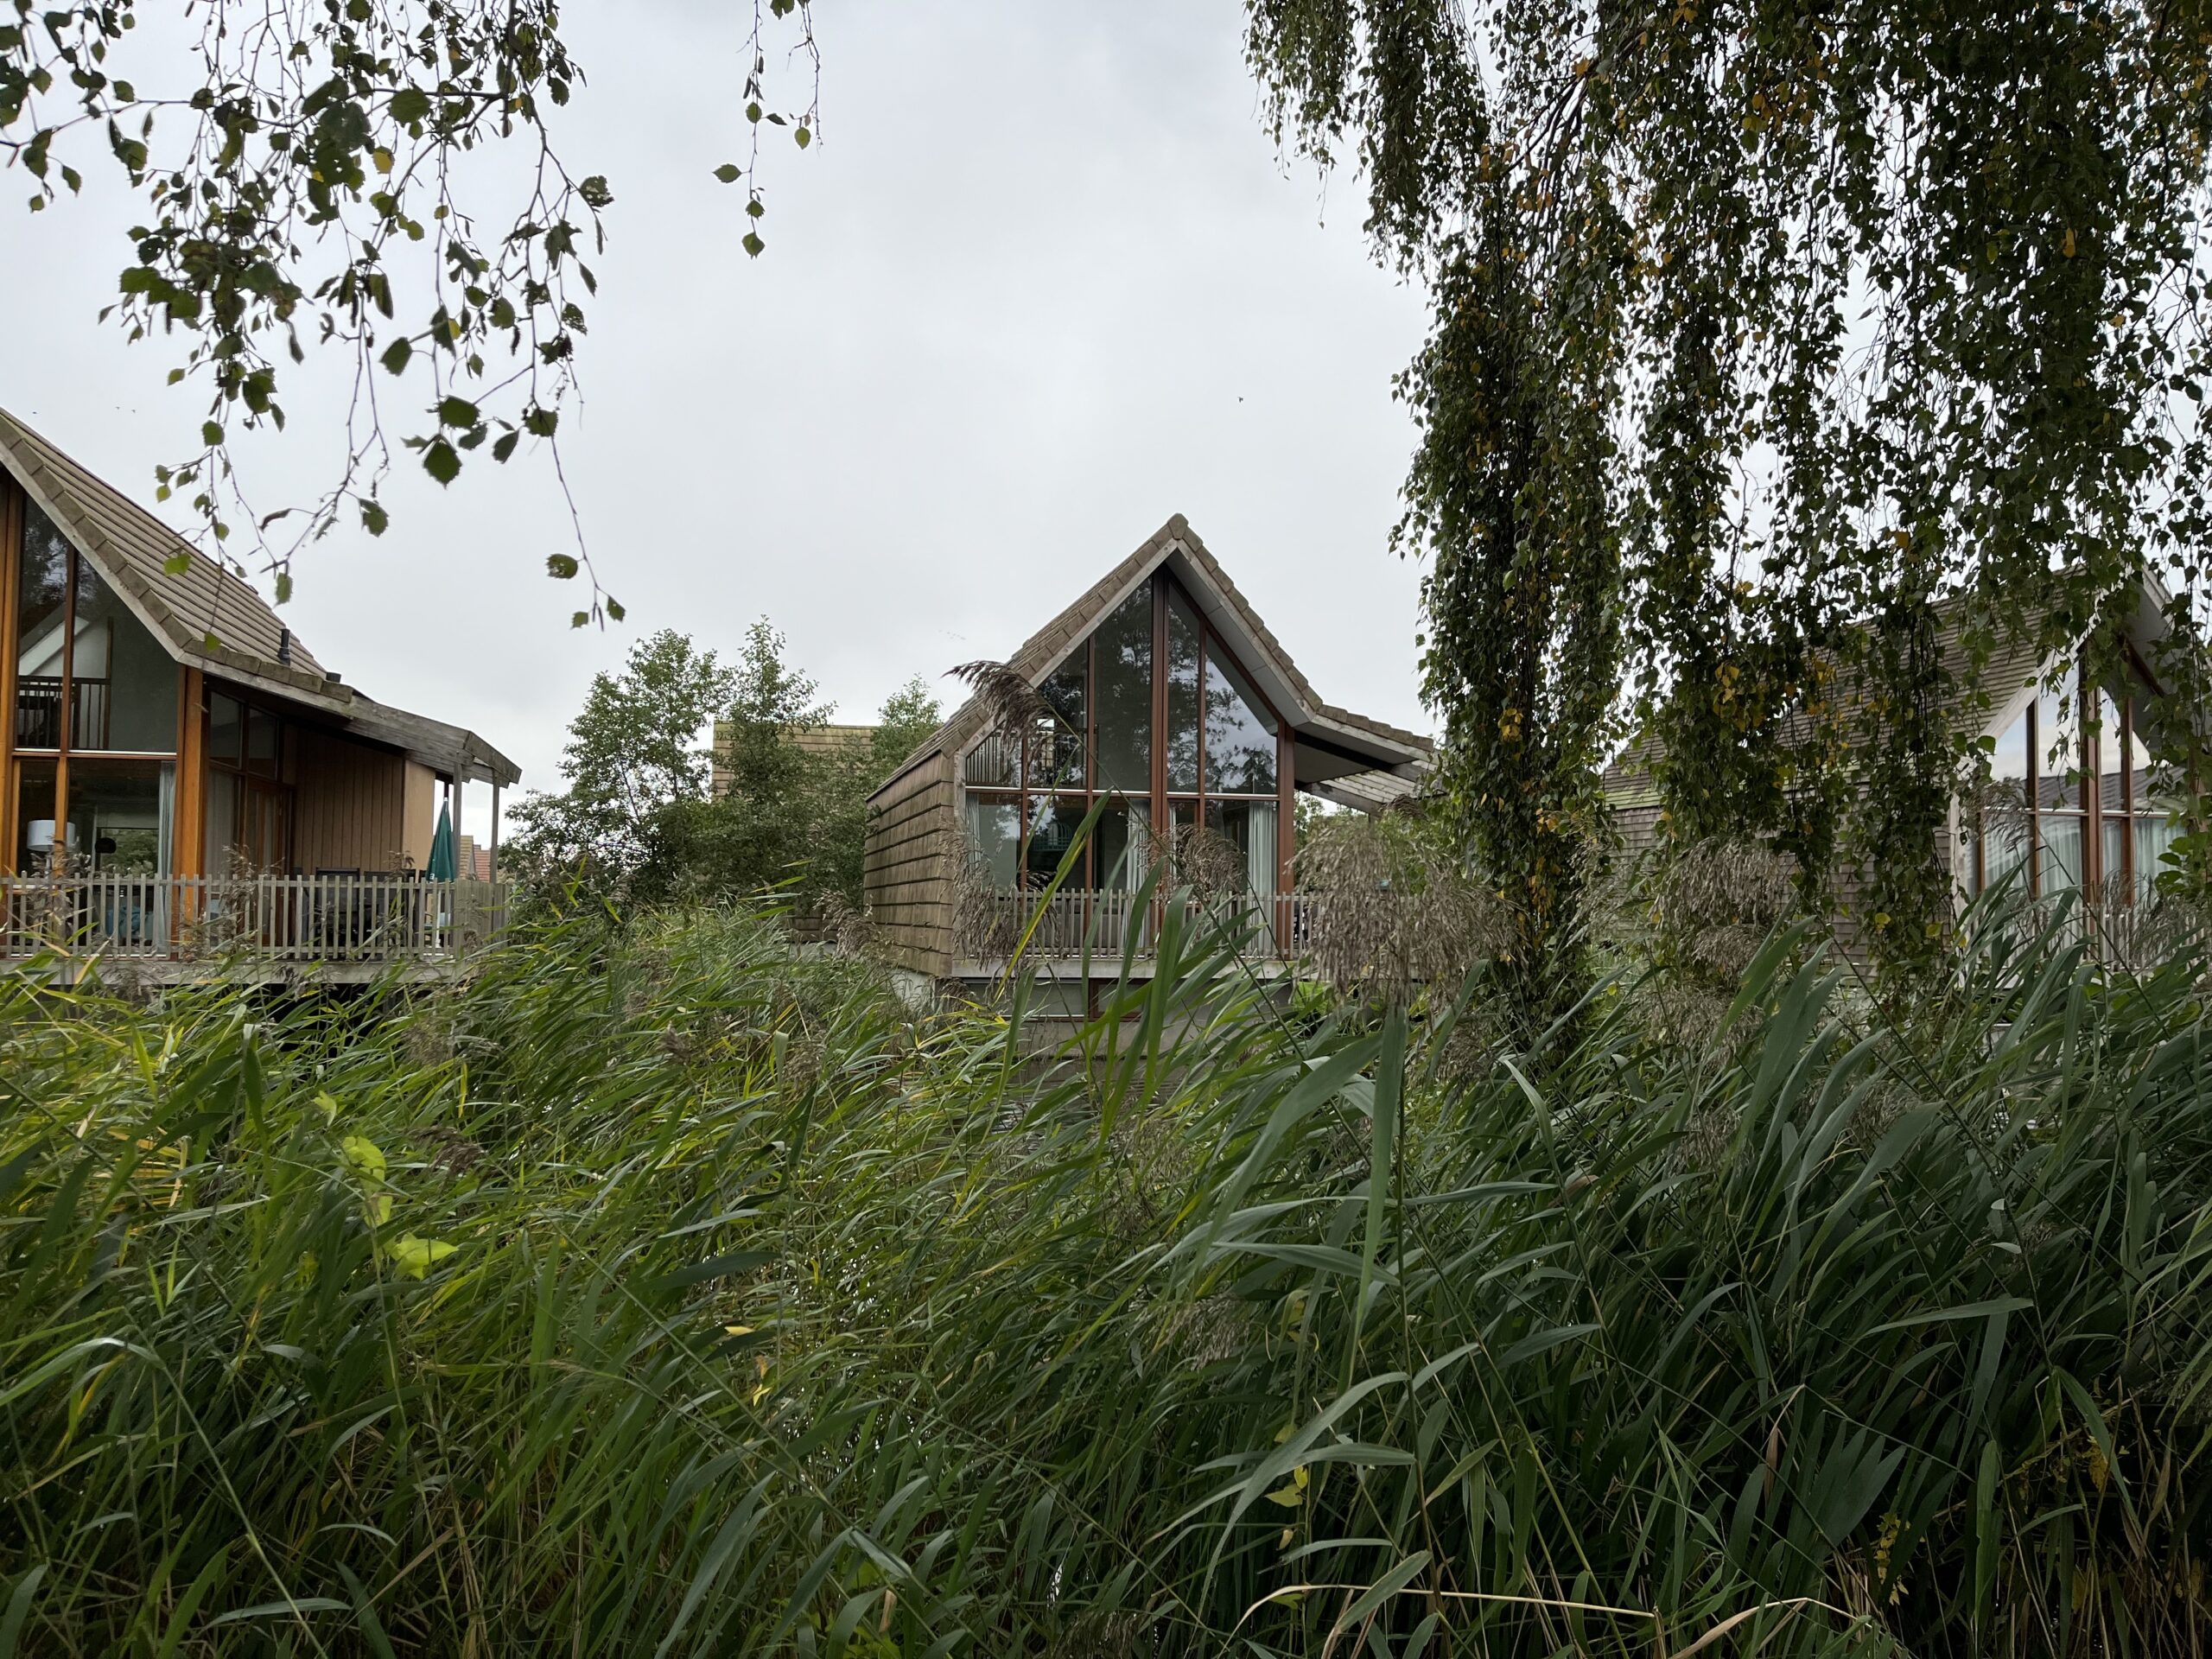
[{"left": 488, "top": 781, "right": 500, "bottom": 880}]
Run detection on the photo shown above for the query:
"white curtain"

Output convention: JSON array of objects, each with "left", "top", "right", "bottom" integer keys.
[{"left": 1247, "top": 804, "right": 1277, "bottom": 899}]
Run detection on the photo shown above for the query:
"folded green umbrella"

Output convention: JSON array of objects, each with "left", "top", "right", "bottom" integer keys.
[{"left": 428, "top": 799, "right": 457, "bottom": 881}]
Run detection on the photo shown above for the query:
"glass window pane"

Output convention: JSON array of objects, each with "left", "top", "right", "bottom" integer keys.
[
  {"left": 2039, "top": 812, "right": 2084, "bottom": 897},
  {"left": 208, "top": 694, "right": 244, "bottom": 766},
  {"left": 2037, "top": 689, "right": 2081, "bottom": 810},
  {"left": 1090, "top": 582, "right": 1152, "bottom": 797},
  {"left": 69, "top": 758, "right": 169, "bottom": 874},
  {"left": 1095, "top": 798, "right": 1151, "bottom": 892},
  {"left": 1024, "top": 796, "right": 1090, "bottom": 888},
  {"left": 1204, "top": 649, "right": 1277, "bottom": 795},
  {"left": 964, "top": 723, "right": 1021, "bottom": 787},
  {"left": 1990, "top": 706, "right": 2029, "bottom": 806},
  {"left": 245, "top": 705, "right": 280, "bottom": 775},
  {"left": 1205, "top": 798, "right": 1281, "bottom": 895},
  {"left": 1027, "top": 661, "right": 1085, "bottom": 790},
  {"left": 2136, "top": 809, "right": 2180, "bottom": 902},
  {"left": 963, "top": 792, "right": 1020, "bottom": 887},
  {"left": 13, "top": 503, "right": 71, "bottom": 749},
  {"left": 14, "top": 757, "right": 60, "bottom": 869},
  {"left": 205, "top": 770, "right": 238, "bottom": 871},
  {"left": 1164, "top": 586, "right": 1200, "bottom": 791},
  {"left": 71, "top": 556, "right": 178, "bottom": 753}
]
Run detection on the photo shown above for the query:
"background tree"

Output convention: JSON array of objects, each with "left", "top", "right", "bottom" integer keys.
[
  {"left": 643, "top": 619, "right": 832, "bottom": 907},
  {"left": 505, "top": 629, "right": 734, "bottom": 886}
]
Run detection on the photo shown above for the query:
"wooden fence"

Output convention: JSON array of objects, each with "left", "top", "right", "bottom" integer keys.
[{"left": 0, "top": 874, "right": 511, "bottom": 969}]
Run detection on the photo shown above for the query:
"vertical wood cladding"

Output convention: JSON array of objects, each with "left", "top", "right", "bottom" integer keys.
[
  {"left": 292, "top": 728, "right": 411, "bottom": 873},
  {"left": 864, "top": 752, "right": 956, "bottom": 976}
]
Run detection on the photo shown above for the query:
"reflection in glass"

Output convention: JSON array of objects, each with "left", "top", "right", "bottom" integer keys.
[
  {"left": 2037, "top": 690, "right": 2081, "bottom": 809},
  {"left": 1204, "top": 650, "right": 1276, "bottom": 795},
  {"left": 14, "top": 505, "right": 71, "bottom": 750},
  {"left": 963, "top": 793, "right": 1020, "bottom": 887},
  {"left": 1205, "top": 798, "right": 1281, "bottom": 896},
  {"left": 1091, "top": 583, "right": 1151, "bottom": 796},
  {"left": 14, "top": 758, "right": 60, "bottom": 869},
  {"left": 1990, "top": 708, "right": 2029, "bottom": 805},
  {"left": 245, "top": 705, "right": 280, "bottom": 775},
  {"left": 208, "top": 694, "right": 244, "bottom": 766},
  {"left": 68, "top": 759, "right": 170, "bottom": 874},
  {"left": 964, "top": 723, "right": 1020, "bottom": 787},
  {"left": 1024, "top": 797, "right": 1090, "bottom": 888},
  {"left": 2136, "top": 810, "right": 2181, "bottom": 900},
  {"left": 2039, "top": 813, "right": 2084, "bottom": 898},
  {"left": 1028, "top": 660, "right": 1086, "bottom": 789},
  {"left": 1094, "top": 797, "right": 1150, "bottom": 891},
  {"left": 73, "top": 556, "right": 179, "bottom": 752},
  {"left": 1164, "top": 588, "right": 1201, "bottom": 791}
]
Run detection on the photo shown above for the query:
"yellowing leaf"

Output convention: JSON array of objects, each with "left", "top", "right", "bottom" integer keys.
[
  {"left": 1263, "top": 1484, "right": 1305, "bottom": 1509},
  {"left": 372, "top": 147, "right": 394, "bottom": 174},
  {"left": 340, "top": 1135, "right": 385, "bottom": 1181},
  {"left": 386, "top": 1235, "right": 457, "bottom": 1279},
  {"left": 724, "top": 1325, "right": 753, "bottom": 1337},
  {"left": 2062, "top": 228, "right": 2077, "bottom": 257}
]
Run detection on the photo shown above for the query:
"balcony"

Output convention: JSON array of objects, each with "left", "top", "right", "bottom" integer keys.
[
  {"left": 0, "top": 874, "right": 511, "bottom": 982},
  {"left": 955, "top": 887, "right": 1316, "bottom": 969},
  {"left": 14, "top": 675, "right": 108, "bottom": 750}
]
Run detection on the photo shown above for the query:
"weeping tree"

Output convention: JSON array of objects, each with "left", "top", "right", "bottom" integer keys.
[{"left": 1244, "top": 0, "right": 2212, "bottom": 1006}]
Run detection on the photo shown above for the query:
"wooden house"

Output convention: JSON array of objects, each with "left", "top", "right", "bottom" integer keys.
[
  {"left": 864, "top": 514, "right": 1429, "bottom": 989},
  {"left": 0, "top": 407, "right": 519, "bottom": 979}
]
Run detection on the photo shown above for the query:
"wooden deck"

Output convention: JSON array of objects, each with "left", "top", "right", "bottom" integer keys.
[{"left": 0, "top": 874, "right": 511, "bottom": 983}]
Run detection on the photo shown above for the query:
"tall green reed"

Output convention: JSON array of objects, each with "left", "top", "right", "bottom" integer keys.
[{"left": 1, "top": 893, "right": 2207, "bottom": 1655}]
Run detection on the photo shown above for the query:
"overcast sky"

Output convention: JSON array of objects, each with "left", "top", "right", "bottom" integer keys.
[{"left": 0, "top": 2, "right": 1434, "bottom": 840}]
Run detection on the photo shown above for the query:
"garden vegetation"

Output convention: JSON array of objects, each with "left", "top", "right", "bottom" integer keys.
[{"left": 3, "top": 887, "right": 2207, "bottom": 1655}]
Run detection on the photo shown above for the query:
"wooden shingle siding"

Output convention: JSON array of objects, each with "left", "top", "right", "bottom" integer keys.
[
  {"left": 293, "top": 730, "right": 410, "bottom": 873},
  {"left": 865, "top": 752, "right": 956, "bottom": 976}
]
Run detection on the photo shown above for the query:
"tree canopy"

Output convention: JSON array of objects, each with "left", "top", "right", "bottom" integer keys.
[
  {"left": 1243, "top": 0, "right": 2212, "bottom": 999},
  {"left": 510, "top": 620, "right": 939, "bottom": 918},
  {"left": 2, "top": 0, "right": 817, "bottom": 610}
]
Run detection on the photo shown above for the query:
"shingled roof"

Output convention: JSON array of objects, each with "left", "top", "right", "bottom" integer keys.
[
  {"left": 874, "top": 512, "right": 1430, "bottom": 798},
  {"left": 0, "top": 407, "right": 519, "bottom": 786}
]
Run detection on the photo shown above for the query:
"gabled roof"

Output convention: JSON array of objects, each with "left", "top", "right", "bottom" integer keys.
[
  {"left": 0, "top": 406, "right": 519, "bottom": 786},
  {"left": 873, "top": 512, "right": 1430, "bottom": 799}
]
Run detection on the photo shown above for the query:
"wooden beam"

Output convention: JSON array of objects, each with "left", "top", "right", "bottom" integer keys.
[
  {"left": 175, "top": 666, "right": 206, "bottom": 880},
  {"left": 0, "top": 480, "right": 18, "bottom": 873}
]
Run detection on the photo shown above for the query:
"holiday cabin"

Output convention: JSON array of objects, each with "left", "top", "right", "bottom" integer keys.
[
  {"left": 864, "top": 514, "right": 1430, "bottom": 999},
  {"left": 0, "top": 407, "right": 519, "bottom": 981}
]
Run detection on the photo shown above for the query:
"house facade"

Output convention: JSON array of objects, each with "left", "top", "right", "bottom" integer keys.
[
  {"left": 864, "top": 514, "right": 1429, "bottom": 988},
  {"left": 0, "top": 406, "right": 518, "bottom": 977},
  {"left": 1605, "top": 579, "right": 2193, "bottom": 953}
]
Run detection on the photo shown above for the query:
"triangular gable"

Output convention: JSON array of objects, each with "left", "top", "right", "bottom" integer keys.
[
  {"left": 0, "top": 406, "right": 350, "bottom": 712},
  {"left": 1, "top": 406, "right": 520, "bottom": 786},
  {"left": 874, "top": 513, "right": 1429, "bottom": 797}
]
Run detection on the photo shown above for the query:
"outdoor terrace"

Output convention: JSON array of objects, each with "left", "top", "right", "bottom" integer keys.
[{"left": 0, "top": 872, "right": 511, "bottom": 983}]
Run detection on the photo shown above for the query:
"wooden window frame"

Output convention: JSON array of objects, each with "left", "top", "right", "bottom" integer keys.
[{"left": 992, "top": 569, "right": 1295, "bottom": 901}]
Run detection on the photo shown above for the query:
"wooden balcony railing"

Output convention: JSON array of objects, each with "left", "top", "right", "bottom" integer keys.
[
  {"left": 14, "top": 676, "right": 108, "bottom": 750},
  {"left": 957, "top": 887, "right": 1315, "bottom": 964},
  {"left": 0, "top": 874, "right": 511, "bottom": 969}
]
